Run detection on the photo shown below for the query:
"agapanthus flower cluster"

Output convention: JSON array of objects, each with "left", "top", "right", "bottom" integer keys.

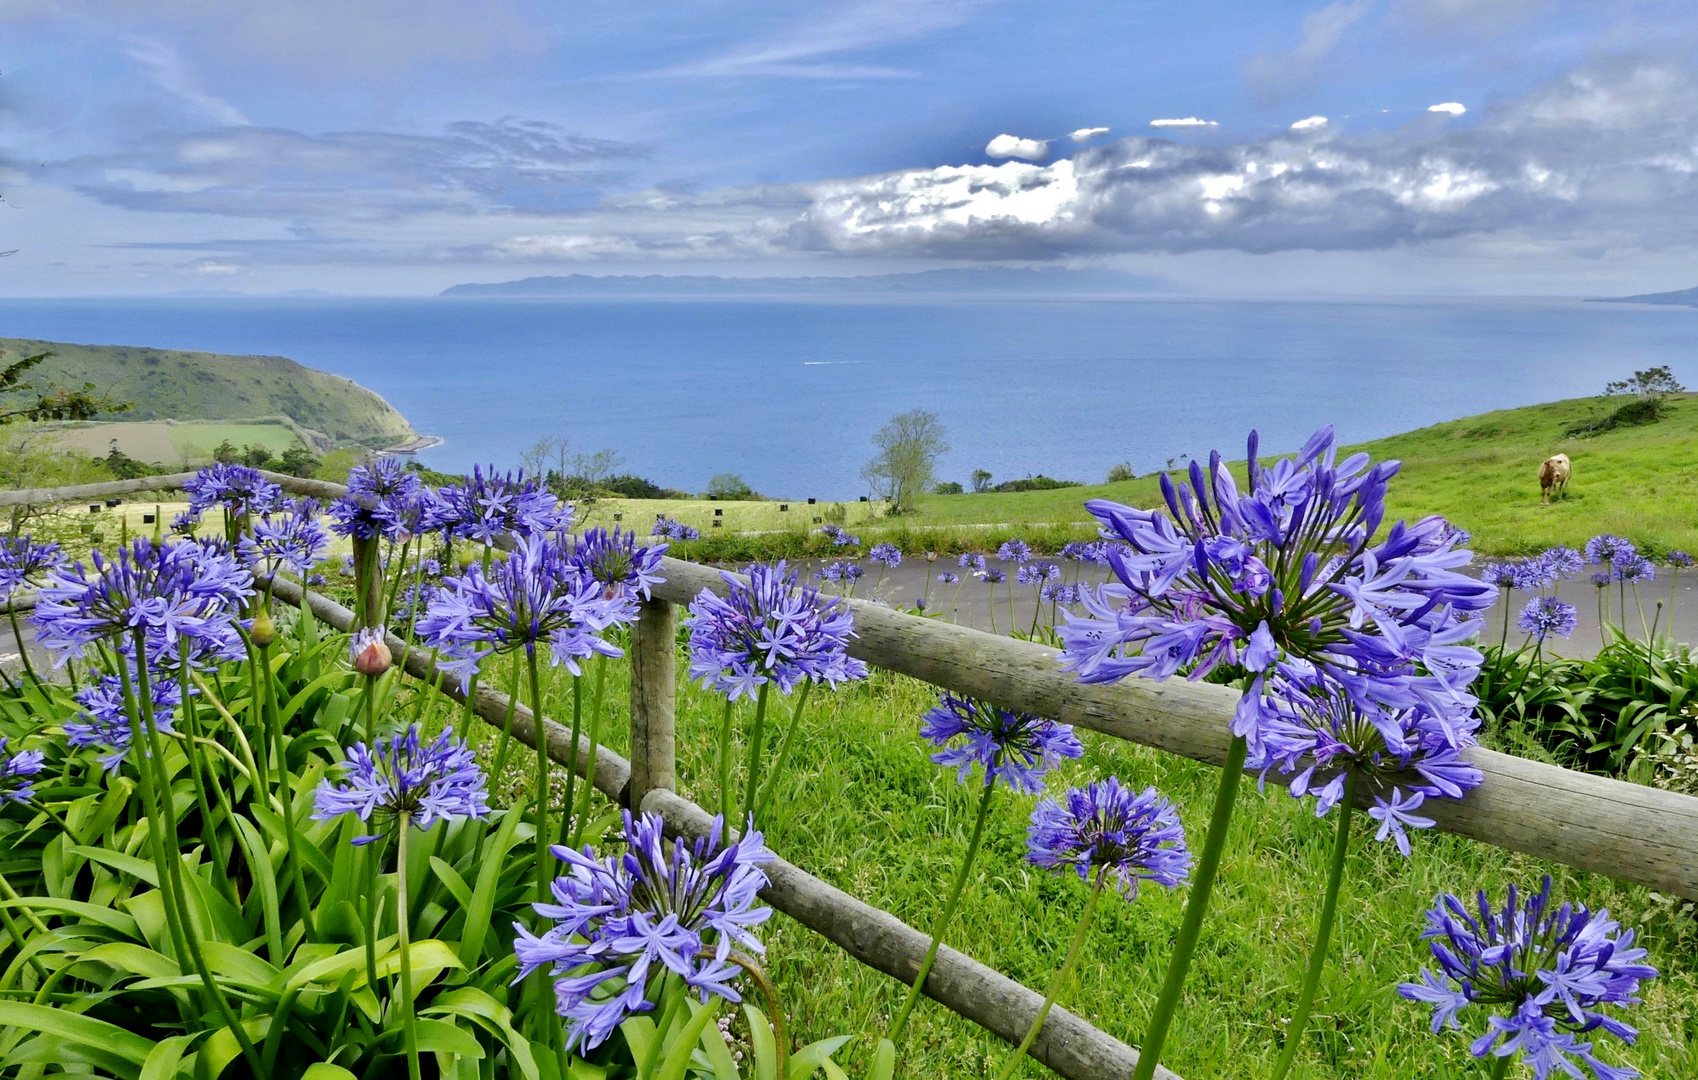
[
  {"left": 65, "top": 667, "right": 183, "bottom": 771},
  {"left": 868, "top": 543, "right": 902, "bottom": 567},
  {"left": 919, "top": 692, "right": 1084, "bottom": 794},
  {"left": 983, "top": 567, "right": 1007, "bottom": 585},
  {"left": 1059, "top": 427, "right": 1494, "bottom": 775},
  {"left": 686, "top": 561, "right": 868, "bottom": 699},
  {"left": 815, "top": 561, "right": 862, "bottom": 585},
  {"left": 183, "top": 463, "right": 281, "bottom": 517},
  {"left": 1519, "top": 597, "right": 1580, "bottom": 642},
  {"left": 1041, "top": 583, "right": 1082, "bottom": 606},
  {"left": 311, "top": 725, "right": 488, "bottom": 843},
  {"left": 568, "top": 527, "right": 666, "bottom": 605},
  {"left": 1400, "top": 876, "right": 1656, "bottom": 1080},
  {"left": 417, "top": 534, "right": 628, "bottom": 688},
  {"left": 1250, "top": 661, "right": 1484, "bottom": 854},
  {"left": 1668, "top": 551, "right": 1694, "bottom": 569},
  {"left": 0, "top": 738, "right": 45, "bottom": 803},
  {"left": 652, "top": 517, "right": 700, "bottom": 542},
  {"left": 428, "top": 465, "right": 572, "bottom": 544},
  {"left": 330, "top": 458, "right": 426, "bottom": 542},
  {"left": 1027, "top": 778, "right": 1191, "bottom": 899},
  {"left": 997, "top": 539, "right": 1032, "bottom": 563},
  {"left": 1613, "top": 556, "right": 1654, "bottom": 584},
  {"left": 238, "top": 497, "right": 330, "bottom": 577},
  {"left": 1060, "top": 540, "right": 1113, "bottom": 565},
  {"left": 1585, "top": 536, "right": 1636, "bottom": 568},
  {"left": 937, "top": 571, "right": 961, "bottom": 585},
  {"left": 169, "top": 512, "right": 200, "bottom": 537},
  {"left": 820, "top": 524, "right": 860, "bottom": 547},
  {"left": 514, "top": 811, "right": 773, "bottom": 1052},
  {"left": 33, "top": 539, "right": 252, "bottom": 664},
  {"left": 1017, "top": 560, "right": 1060, "bottom": 587},
  {"left": 0, "top": 535, "right": 63, "bottom": 599}
]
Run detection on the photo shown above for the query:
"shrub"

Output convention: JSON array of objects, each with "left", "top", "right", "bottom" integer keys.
[
  {"left": 933, "top": 480, "right": 965, "bottom": 494},
  {"left": 992, "top": 474, "right": 1082, "bottom": 493},
  {"left": 1106, "top": 462, "right": 1135, "bottom": 483}
]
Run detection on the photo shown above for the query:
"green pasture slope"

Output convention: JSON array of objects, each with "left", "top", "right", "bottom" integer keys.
[
  {"left": 901, "top": 394, "right": 1698, "bottom": 556},
  {"left": 0, "top": 336, "right": 416, "bottom": 448}
]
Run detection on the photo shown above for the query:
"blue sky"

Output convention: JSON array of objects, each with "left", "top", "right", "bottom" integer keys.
[{"left": 3, "top": 0, "right": 1698, "bottom": 295}]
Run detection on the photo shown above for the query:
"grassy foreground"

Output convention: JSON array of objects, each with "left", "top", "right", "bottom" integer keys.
[
  {"left": 468, "top": 650, "right": 1697, "bottom": 1080},
  {"left": 599, "top": 393, "right": 1698, "bottom": 560}
]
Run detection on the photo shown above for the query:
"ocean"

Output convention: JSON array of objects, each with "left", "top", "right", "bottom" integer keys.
[{"left": 1, "top": 296, "right": 1693, "bottom": 498}]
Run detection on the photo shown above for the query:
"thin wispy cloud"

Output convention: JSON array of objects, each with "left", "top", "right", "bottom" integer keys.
[{"left": 125, "top": 38, "right": 251, "bottom": 127}]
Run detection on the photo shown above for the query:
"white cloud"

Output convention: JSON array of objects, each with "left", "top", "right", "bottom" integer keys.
[
  {"left": 985, "top": 135, "right": 1050, "bottom": 161},
  {"left": 1070, "top": 127, "right": 1111, "bottom": 142},
  {"left": 1290, "top": 116, "right": 1329, "bottom": 130},
  {"left": 1428, "top": 102, "right": 1467, "bottom": 115},
  {"left": 1150, "top": 118, "right": 1218, "bottom": 128},
  {"left": 125, "top": 38, "right": 251, "bottom": 127}
]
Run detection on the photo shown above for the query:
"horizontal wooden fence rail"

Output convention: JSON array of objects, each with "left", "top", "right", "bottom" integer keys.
[
  {"left": 648, "top": 557, "right": 1698, "bottom": 902},
  {"left": 0, "top": 472, "right": 199, "bottom": 506}
]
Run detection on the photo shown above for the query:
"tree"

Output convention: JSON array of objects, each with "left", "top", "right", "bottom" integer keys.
[
  {"left": 970, "top": 468, "right": 993, "bottom": 494},
  {"left": 239, "top": 444, "right": 275, "bottom": 468},
  {"left": 0, "top": 348, "right": 130, "bottom": 426},
  {"left": 1106, "top": 462, "right": 1135, "bottom": 483},
  {"left": 1605, "top": 366, "right": 1685, "bottom": 402},
  {"left": 862, "top": 409, "right": 949, "bottom": 515},
  {"left": 705, "top": 473, "right": 757, "bottom": 500},
  {"left": 212, "top": 440, "right": 240, "bottom": 464},
  {"left": 278, "top": 446, "right": 322, "bottom": 478},
  {"left": 933, "top": 480, "right": 964, "bottom": 495}
]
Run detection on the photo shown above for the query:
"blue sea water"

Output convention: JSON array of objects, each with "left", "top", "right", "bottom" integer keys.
[{"left": 0, "top": 296, "right": 1693, "bottom": 498}]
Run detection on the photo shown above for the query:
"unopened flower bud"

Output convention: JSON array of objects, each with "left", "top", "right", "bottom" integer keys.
[
  {"left": 249, "top": 607, "right": 276, "bottom": 649},
  {"left": 350, "top": 628, "right": 392, "bottom": 676}
]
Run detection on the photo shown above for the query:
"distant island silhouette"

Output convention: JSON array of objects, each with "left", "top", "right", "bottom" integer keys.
[
  {"left": 1589, "top": 285, "right": 1698, "bottom": 307},
  {"left": 440, "top": 267, "right": 1178, "bottom": 298}
]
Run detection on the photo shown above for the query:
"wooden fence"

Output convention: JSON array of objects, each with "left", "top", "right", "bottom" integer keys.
[{"left": 8, "top": 470, "right": 1698, "bottom": 1080}]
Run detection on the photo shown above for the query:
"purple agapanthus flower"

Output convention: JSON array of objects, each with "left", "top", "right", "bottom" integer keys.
[
  {"left": 0, "top": 535, "right": 64, "bottom": 600},
  {"left": 429, "top": 465, "right": 572, "bottom": 544},
  {"left": 183, "top": 463, "right": 281, "bottom": 517},
  {"left": 833, "top": 530, "right": 860, "bottom": 547},
  {"left": 569, "top": 527, "right": 667, "bottom": 605},
  {"left": 1399, "top": 876, "right": 1656, "bottom": 1080},
  {"left": 330, "top": 458, "right": 427, "bottom": 542},
  {"left": 1017, "top": 560, "right": 1060, "bottom": 587},
  {"left": 1041, "top": 582, "right": 1081, "bottom": 605},
  {"left": 1613, "top": 556, "right": 1655, "bottom": 584},
  {"left": 0, "top": 738, "right": 45, "bottom": 803},
  {"left": 513, "top": 811, "right": 773, "bottom": 1053},
  {"left": 1059, "top": 428, "right": 1493, "bottom": 767},
  {"left": 1519, "top": 597, "right": 1579, "bottom": 641},
  {"left": 997, "top": 539, "right": 1032, "bottom": 563},
  {"left": 982, "top": 567, "right": 1007, "bottom": 585},
  {"left": 868, "top": 543, "right": 902, "bottom": 567},
  {"left": 1027, "top": 778, "right": 1191, "bottom": 899},
  {"left": 1481, "top": 564, "right": 1516, "bottom": 588},
  {"left": 1250, "top": 660, "right": 1483, "bottom": 854},
  {"left": 918, "top": 692, "right": 1083, "bottom": 795},
  {"left": 1584, "top": 535, "right": 1637, "bottom": 567},
  {"left": 33, "top": 539, "right": 252, "bottom": 665},
  {"left": 651, "top": 517, "right": 700, "bottom": 542},
  {"left": 417, "top": 534, "right": 628, "bottom": 688},
  {"left": 1512, "top": 558, "right": 1559, "bottom": 593},
  {"left": 311, "top": 725, "right": 488, "bottom": 844},
  {"left": 238, "top": 498, "right": 330, "bottom": 578},
  {"left": 685, "top": 561, "right": 868, "bottom": 699},
  {"left": 842, "top": 562, "right": 864, "bottom": 582},
  {"left": 1543, "top": 547, "right": 1584, "bottom": 579},
  {"left": 937, "top": 571, "right": 961, "bottom": 584},
  {"left": 958, "top": 552, "right": 987, "bottom": 574},
  {"left": 1590, "top": 572, "right": 1611, "bottom": 588},
  {"left": 65, "top": 667, "right": 183, "bottom": 772},
  {"left": 1668, "top": 551, "right": 1694, "bottom": 568}
]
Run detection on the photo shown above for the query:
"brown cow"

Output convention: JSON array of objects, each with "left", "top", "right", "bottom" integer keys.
[{"left": 1539, "top": 453, "right": 1571, "bottom": 504}]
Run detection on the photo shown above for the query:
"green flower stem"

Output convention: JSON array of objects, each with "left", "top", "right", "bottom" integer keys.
[
  {"left": 177, "top": 656, "right": 233, "bottom": 906},
  {"left": 568, "top": 654, "right": 610, "bottom": 847},
  {"left": 559, "top": 668, "right": 583, "bottom": 852},
  {"left": 489, "top": 661, "right": 522, "bottom": 783},
  {"left": 717, "top": 697, "right": 736, "bottom": 820},
  {"left": 886, "top": 771, "right": 997, "bottom": 1043},
  {"left": 1488, "top": 1053, "right": 1512, "bottom": 1080},
  {"left": 246, "top": 641, "right": 270, "bottom": 792},
  {"left": 738, "top": 682, "right": 774, "bottom": 828},
  {"left": 115, "top": 656, "right": 192, "bottom": 973},
  {"left": 132, "top": 640, "right": 266, "bottom": 1079},
  {"left": 362, "top": 839, "right": 381, "bottom": 996},
  {"left": 526, "top": 655, "right": 553, "bottom": 910},
  {"left": 260, "top": 639, "right": 315, "bottom": 941},
  {"left": 987, "top": 583, "right": 998, "bottom": 635},
  {"left": 754, "top": 680, "right": 814, "bottom": 825},
  {"left": 395, "top": 813, "right": 422, "bottom": 1080},
  {"left": 1268, "top": 768, "right": 1359, "bottom": 1080},
  {"left": 727, "top": 952, "right": 788, "bottom": 1080},
  {"left": 991, "top": 868, "right": 1106, "bottom": 1080},
  {"left": 5, "top": 605, "right": 42, "bottom": 691},
  {"left": 0, "top": 871, "right": 49, "bottom": 984},
  {"left": 1131, "top": 732, "right": 1249, "bottom": 1080}
]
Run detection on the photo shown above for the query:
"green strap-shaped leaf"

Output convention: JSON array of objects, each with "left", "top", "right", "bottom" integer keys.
[
  {"left": 410, "top": 1017, "right": 484, "bottom": 1058},
  {"left": 0, "top": 1002, "right": 153, "bottom": 1076},
  {"left": 1, "top": 896, "right": 140, "bottom": 937},
  {"left": 423, "top": 986, "right": 538, "bottom": 1080},
  {"left": 654, "top": 999, "right": 721, "bottom": 1080},
  {"left": 139, "top": 1034, "right": 199, "bottom": 1080},
  {"left": 695, "top": 1009, "right": 742, "bottom": 1080},
  {"left": 300, "top": 1065, "right": 359, "bottom": 1080},
  {"left": 459, "top": 806, "right": 522, "bottom": 967},
  {"left": 230, "top": 815, "right": 283, "bottom": 964},
  {"left": 742, "top": 1005, "right": 778, "bottom": 1080},
  {"left": 78, "top": 942, "right": 181, "bottom": 980},
  {"left": 785, "top": 1037, "right": 851, "bottom": 1080},
  {"left": 429, "top": 857, "right": 473, "bottom": 910}
]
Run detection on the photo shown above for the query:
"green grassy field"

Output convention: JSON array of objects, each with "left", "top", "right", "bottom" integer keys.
[
  {"left": 452, "top": 649, "right": 1696, "bottom": 1080},
  {"left": 614, "top": 394, "right": 1698, "bottom": 559}
]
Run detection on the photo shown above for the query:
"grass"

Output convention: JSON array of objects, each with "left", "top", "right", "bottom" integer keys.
[
  {"left": 611, "top": 393, "right": 1698, "bottom": 560},
  {"left": 457, "top": 647, "right": 1697, "bottom": 1080}
]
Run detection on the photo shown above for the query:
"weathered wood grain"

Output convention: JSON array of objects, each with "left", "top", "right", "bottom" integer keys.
[
  {"left": 0, "top": 472, "right": 198, "bottom": 506},
  {"left": 629, "top": 597, "right": 677, "bottom": 808},
  {"left": 650, "top": 557, "right": 1698, "bottom": 901},
  {"left": 643, "top": 789, "right": 1180, "bottom": 1080}
]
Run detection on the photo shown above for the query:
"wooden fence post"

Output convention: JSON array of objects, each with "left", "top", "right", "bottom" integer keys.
[{"left": 629, "top": 597, "right": 676, "bottom": 808}]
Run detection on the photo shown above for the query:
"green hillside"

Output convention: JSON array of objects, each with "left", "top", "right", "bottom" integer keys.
[
  {"left": 894, "top": 394, "right": 1698, "bottom": 556},
  {"left": 0, "top": 337, "right": 416, "bottom": 449}
]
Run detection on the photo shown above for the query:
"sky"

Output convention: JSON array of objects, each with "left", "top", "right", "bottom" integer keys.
[{"left": 3, "top": 0, "right": 1698, "bottom": 296}]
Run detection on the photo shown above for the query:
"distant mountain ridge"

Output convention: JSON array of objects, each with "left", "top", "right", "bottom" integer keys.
[
  {"left": 0, "top": 337, "right": 416, "bottom": 449},
  {"left": 1589, "top": 285, "right": 1698, "bottom": 307},
  {"left": 440, "top": 267, "right": 1177, "bottom": 298}
]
